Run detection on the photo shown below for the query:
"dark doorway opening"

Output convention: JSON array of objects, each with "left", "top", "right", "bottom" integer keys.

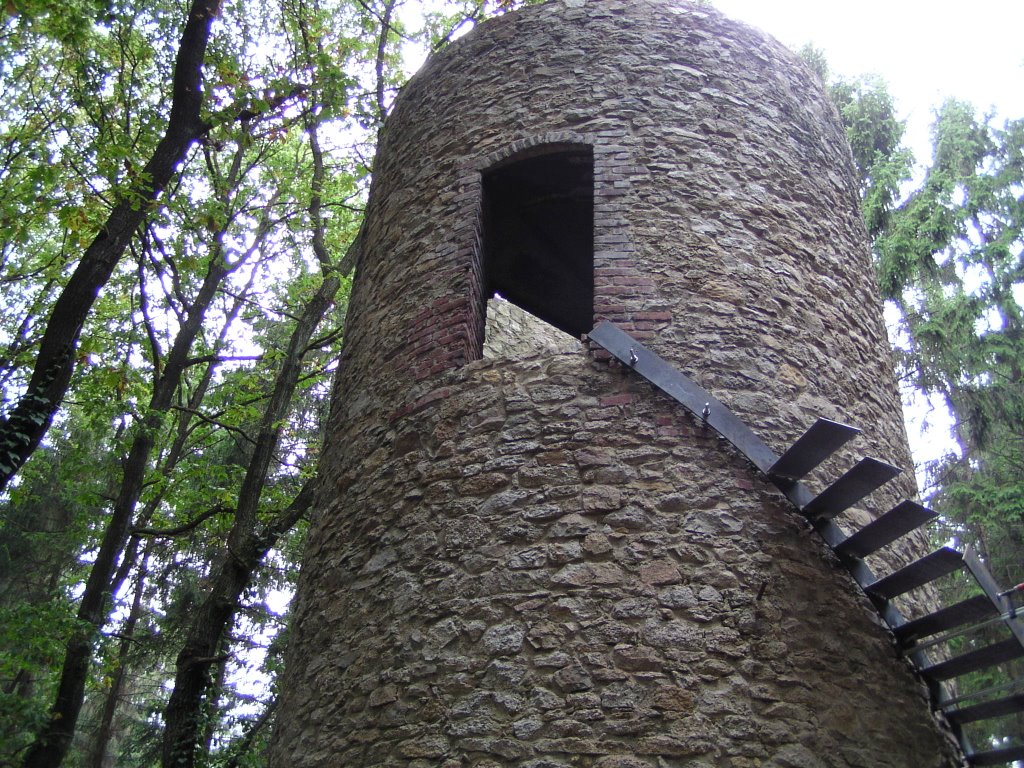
[{"left": 481, "top": 146, "right": 594, "bottom": 340}]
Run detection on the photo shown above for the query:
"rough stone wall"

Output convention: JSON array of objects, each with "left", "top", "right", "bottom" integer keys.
[
  {"left": 270, "top": 1, "right": 958, "bottom": 765},
  {"left": 272, "top": 354, "right": 956, "bottom": 767},
  {"left": 484, "top": 298, "right": 583, "bottom": 360},
  {"left": 319, "top": 0, "right": 913, "bottom": 474}
]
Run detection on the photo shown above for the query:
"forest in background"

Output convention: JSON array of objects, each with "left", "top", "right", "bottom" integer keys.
[{"left": 0, "top": 1, "right": 1020, "bottom": 766}]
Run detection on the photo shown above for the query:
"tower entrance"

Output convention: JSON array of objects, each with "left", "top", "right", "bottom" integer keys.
[{"left": 481, "top": 146, "right": 594, "bottom": 341}]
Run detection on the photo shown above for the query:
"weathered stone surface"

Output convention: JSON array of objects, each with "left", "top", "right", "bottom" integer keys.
[
  {"left": 269, "top": 1, "right": 957, "bottom": 766},
  {"left": 484, "top": 297, "right": 582, "bottom": 360},
  {"left": 551, "top": 562, "right": 627, "bottom": 588},
  {"left": 482, "top": 622, "right": 527, "bottom": 656}
]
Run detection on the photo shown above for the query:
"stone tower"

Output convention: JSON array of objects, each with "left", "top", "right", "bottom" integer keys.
[{"left": 270, "top": 1, "right": 960, "bottom": 765}]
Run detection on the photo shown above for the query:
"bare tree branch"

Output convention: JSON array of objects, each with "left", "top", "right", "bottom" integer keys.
[{"left": 131, "top": 506, "right": 229, "bottom": 538}]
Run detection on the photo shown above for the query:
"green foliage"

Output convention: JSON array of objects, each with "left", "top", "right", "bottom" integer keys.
[
  {"left": 812, "top": 57, "right": 1023, "bottom": 576},
  {"left": 0, "top": 601, "right": 82, "bottom": 761},
  {"left": 875, "top": 104, "right": 1024, "bottom": 528},
  {"left": 799, "top": 48, "right": 914, "bottom": 240}
]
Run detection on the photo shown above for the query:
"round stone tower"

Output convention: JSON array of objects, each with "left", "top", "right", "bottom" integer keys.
[{"left": 270, "top": 1, "right": 959, "bottom": 765}]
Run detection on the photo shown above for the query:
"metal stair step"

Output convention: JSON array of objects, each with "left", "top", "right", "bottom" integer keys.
[
  {"left": 865, "top": 547, "right": 964, "bottom": 600},
  {"left": 920, "top": 637, "right": 1024, "bottom": 682},
  {"left": 968, "top": 744, "right": 1024, "bottom": 766},
  {"left": 834, "top": 500, "right": 937, "bottom": 559},
  {"left": 801, "top": 457, "right": 902, "bottom": 519},
  {"left": 945, "top": 692, "right": 1024, "bottom": 726},
  {"left": 768, "top": 418, "right": 860, "bottom": 481},
  {"left": 894, "top": 594, "right": 997, "bottom": 645}
]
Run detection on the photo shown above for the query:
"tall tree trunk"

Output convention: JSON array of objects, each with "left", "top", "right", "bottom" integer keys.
[
  {"left": 22, "top": 226, "right": 236, "bottom": 768},
  {"left": 0, "top": 0, "right": 220, "bottom": 494},
  {"left": 161, "top": 273, "right": 338, "bottom": 768},
  {"left": 199, "top": 649, "right": 229, "bottom": 758},
  {"left": 88, "top": 545, "right": 152, "bottom": 768},
  {"left": 160, "top": 479, "right": 318, "bottom": 768}
]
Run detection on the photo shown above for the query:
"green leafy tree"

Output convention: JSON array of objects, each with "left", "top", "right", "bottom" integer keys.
[
  {"left": 875, "top": 103, "right": 1024, "bottom": 585},
  {"left": 798, "top": 46, "right": 915, "bottom": 240},
  {"left": 0, "top": 0, "right": 224, "bottom": 494}
]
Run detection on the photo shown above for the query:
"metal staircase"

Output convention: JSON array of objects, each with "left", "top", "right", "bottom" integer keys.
[{"left": 587, "top": 321, "right": 1024, "bottom": 766}]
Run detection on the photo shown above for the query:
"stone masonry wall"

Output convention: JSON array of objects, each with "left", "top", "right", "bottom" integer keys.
[
  {"left": 484, "top": 298, "right": 583, "bottom": 360},
  {"left": 323, "top": 0, "right": 915, "bottom": 478},
  {"left": 272, "top": 351, "right": 956, "bottom": 767},
  {"left": 270, "top": 1, "right": 959, "bottom": 765}
]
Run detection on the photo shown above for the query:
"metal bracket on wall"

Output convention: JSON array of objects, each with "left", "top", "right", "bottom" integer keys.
[{"left": 587, "top": 320, "right": 1024, "bottom": 766}]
